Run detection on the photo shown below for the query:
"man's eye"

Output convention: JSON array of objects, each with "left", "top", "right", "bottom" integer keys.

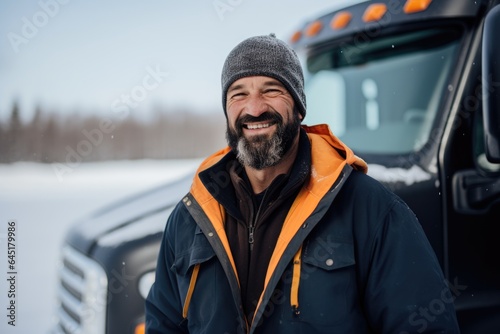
[
  {"left": 230, "top": 92, "right": 245, "bottom": 99},
  {"left": 264, "top": 89, "right": 282, "bottom": 95}
]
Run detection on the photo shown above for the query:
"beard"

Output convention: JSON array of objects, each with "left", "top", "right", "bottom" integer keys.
[{"left": 226, "top": 110, "right": 301, "bottom": 170}]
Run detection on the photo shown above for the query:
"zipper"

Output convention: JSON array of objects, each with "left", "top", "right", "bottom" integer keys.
[
  {"left": 248, "top": 225, "right": 255, "bottom": 251},
  {"left": 248, "top": 186, "right": 270, "bottom": 252}
]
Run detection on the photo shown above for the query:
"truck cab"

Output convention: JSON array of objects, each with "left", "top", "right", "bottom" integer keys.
[{"left": 53, "top": 0, "right": 500, "bottom": 333}]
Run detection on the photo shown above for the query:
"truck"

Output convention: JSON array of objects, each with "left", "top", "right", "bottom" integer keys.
[{"left": 52, "top": 0, "right": 500, "bottom": 333}]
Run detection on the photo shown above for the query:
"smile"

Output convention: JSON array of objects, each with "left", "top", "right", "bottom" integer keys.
[{"left": 244, "top": 123, "right": 273, "bottom": 130}]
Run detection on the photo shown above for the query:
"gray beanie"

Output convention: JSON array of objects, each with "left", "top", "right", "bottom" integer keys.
[{"left": 221, "top": 34, "right": 306, "bottom": 119}]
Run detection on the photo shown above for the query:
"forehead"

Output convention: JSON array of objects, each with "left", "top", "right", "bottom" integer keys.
[{"left": 228, "top": 76, "right": 285, "bottom": 90}]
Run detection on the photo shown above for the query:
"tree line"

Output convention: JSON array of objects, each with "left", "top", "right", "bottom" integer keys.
[{"left": 0, "top": 103, "right": 228, "bottom": 163}]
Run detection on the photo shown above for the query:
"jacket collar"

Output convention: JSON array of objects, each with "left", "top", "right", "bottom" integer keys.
[{"left": 199, "top": 128, "right": 312, "bottom": 221}]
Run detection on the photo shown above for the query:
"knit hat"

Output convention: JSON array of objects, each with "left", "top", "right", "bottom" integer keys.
[{"left": 221, "top": 33, "right": 306, "bottom": 119}]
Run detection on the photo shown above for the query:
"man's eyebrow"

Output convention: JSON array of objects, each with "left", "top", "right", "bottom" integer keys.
[
  {"left": 227, "top": 84, "right": 245, "bottom": 94},
  {"left": 262, "top": 80, "right": 285, "bottom": 88},
  {"left": 227, "top": 79, "right": 285, "bottom": 94}
]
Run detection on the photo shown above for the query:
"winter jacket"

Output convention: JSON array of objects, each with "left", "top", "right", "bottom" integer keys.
[
  {"left": 223, "top": 128, "right": 311, "bottom": 320},
  {"left": 145, "top": 124, "right": 460, "bottom": 333}
]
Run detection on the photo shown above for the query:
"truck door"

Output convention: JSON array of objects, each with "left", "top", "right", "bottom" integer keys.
[{"left": 440, "top": 3, "right": 500, "bottom": 331}]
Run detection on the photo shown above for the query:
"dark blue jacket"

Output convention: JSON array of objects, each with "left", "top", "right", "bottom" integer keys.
[{"left": 145, "top": 124, "right": 459, "bottom": 333}]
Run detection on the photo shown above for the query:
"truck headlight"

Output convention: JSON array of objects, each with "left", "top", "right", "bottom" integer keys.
[{"left": 138, "top": 271, "right": 155, "bottom": 299}]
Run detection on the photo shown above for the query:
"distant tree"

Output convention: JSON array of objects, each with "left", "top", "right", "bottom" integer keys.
[
  {"left": 41, "top": 113, "right": 61, "bottom": 163},
  {"left": 0, "top": 120, "right": 5, "bottom": 163},
  {"left": 24, "top": 106, "right": 45, "bottom": 162},
  {"left": 3, "top": 102, "right": 23, "bottom": 162}
]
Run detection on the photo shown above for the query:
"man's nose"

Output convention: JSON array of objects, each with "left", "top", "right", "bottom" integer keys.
[{"left": 244, "top": 94, "right": 268, "bottom": 118}]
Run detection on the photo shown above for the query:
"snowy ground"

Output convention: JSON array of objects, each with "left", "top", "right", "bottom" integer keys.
[{"left": 0, "top": 159, "right": 201, "bottom": 334}]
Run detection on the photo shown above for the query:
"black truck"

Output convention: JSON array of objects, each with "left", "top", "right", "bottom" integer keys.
[{"left": 53, "top": 0, "right": 500, "bottom": 333}]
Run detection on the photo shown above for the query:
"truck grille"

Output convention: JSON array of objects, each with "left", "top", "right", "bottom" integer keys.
[{"left": 53, "top": 246, "right": 108, "bottom": 334}]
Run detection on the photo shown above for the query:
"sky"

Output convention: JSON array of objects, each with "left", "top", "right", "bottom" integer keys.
[{"left": 0, "top": 0, "right": 360, "bottom": 123}]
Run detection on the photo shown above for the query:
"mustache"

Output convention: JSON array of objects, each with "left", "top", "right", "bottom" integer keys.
[{"left": 235, "top": 111, "right": 283, "bottom": 129}]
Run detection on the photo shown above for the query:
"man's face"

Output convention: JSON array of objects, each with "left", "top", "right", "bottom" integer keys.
[{"left": 225, "top": 76, "right": 302, "bottom": 170}]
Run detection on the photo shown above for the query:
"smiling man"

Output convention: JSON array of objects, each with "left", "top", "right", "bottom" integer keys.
[
  {"left": 225, "top": 76, "right": 302, "bottom": 191},
  {"left": 145, "top": 34, "right": 459, "bottom": 333}
]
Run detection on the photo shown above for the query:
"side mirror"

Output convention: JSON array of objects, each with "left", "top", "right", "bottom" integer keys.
[{"left": 482, "top": 4, "right": 500, "bottom": 163}]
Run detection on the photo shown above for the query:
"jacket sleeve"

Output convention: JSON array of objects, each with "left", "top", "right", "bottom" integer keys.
[
  {"left": 362, "top": 198, "right": 460, "bottom": 333},
  {"left": 145, "top": 204, "right": 188, "bottom": 334}
]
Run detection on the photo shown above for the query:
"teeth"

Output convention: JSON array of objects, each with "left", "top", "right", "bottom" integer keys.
[{"left": 247, "top": 123, "right": 271, "bottom": 130}]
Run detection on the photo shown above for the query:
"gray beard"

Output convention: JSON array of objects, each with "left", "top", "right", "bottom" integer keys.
[
  {"left": 226, "top": 110, "right": 301, "bottom": 170},
  {"left": 235, "top": 132, "right": 283, "bottom": 170}
]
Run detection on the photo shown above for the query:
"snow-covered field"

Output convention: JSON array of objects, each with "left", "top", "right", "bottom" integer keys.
[{"left": 0, "top": 159, "right": 201, "bottom": 334}]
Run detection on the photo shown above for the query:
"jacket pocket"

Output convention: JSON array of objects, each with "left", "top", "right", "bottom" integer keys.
[
  {"left": 302, "top": 236, "right": 355, "bottom": 270},
  {"left": 293, "top": 238, "right": 358, "bottom": 327},
  {"left": 170, "top": 228, "right": 239, "bottom": 331},
  {"left": 171, "top": 227, "right": 216, "bottom": 318},
  {"left": 172, "top": 227, "right": 216, "bottom": 276}
]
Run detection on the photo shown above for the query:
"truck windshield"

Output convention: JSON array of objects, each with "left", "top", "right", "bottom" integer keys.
[{"left": 303, "top": 28, "right": 461, "bottom": 155}]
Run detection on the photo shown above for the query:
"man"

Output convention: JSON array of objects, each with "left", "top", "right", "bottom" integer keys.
[{"left": 145, "top": 34, "right": 459, "bottom": 333}]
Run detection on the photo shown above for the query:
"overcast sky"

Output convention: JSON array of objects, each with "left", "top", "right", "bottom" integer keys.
[{"left": 0, "top": 0, "right": 362, "bottom": 122}]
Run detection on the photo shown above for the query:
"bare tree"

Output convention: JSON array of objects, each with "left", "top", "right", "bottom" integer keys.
[
  {"left": 0, "top": 105, "right": 228, "bottom": 163},
  {"left": 3, "top": 102, "right": 23, "bottom": 162}
]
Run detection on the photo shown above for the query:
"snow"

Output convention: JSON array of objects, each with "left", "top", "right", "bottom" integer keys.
[
  {"left": 0, "top": 159, "right": 200, "bottom": 334},
  {"left": 367, "top": 164, "right": 432, "bottom": 186}
]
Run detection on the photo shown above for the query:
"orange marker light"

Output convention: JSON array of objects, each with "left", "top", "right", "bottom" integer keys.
[
  {"left": 363, "top": 4, "right": 388, "bottom": 22},
  {"left": 404, "top": 0, "right": 433, "bottom": 14},
  {"left": 135, "top": 323, "right": 145, "bottom": 334},
  {"left": 290, "top": 30, "right": 302, "bottom": 43},
  {"left": 331, "top": 11, "right": 352, "bottom": 30},
  {"left": 306, "top": 20, "right": 323, "bottom": 37}
]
